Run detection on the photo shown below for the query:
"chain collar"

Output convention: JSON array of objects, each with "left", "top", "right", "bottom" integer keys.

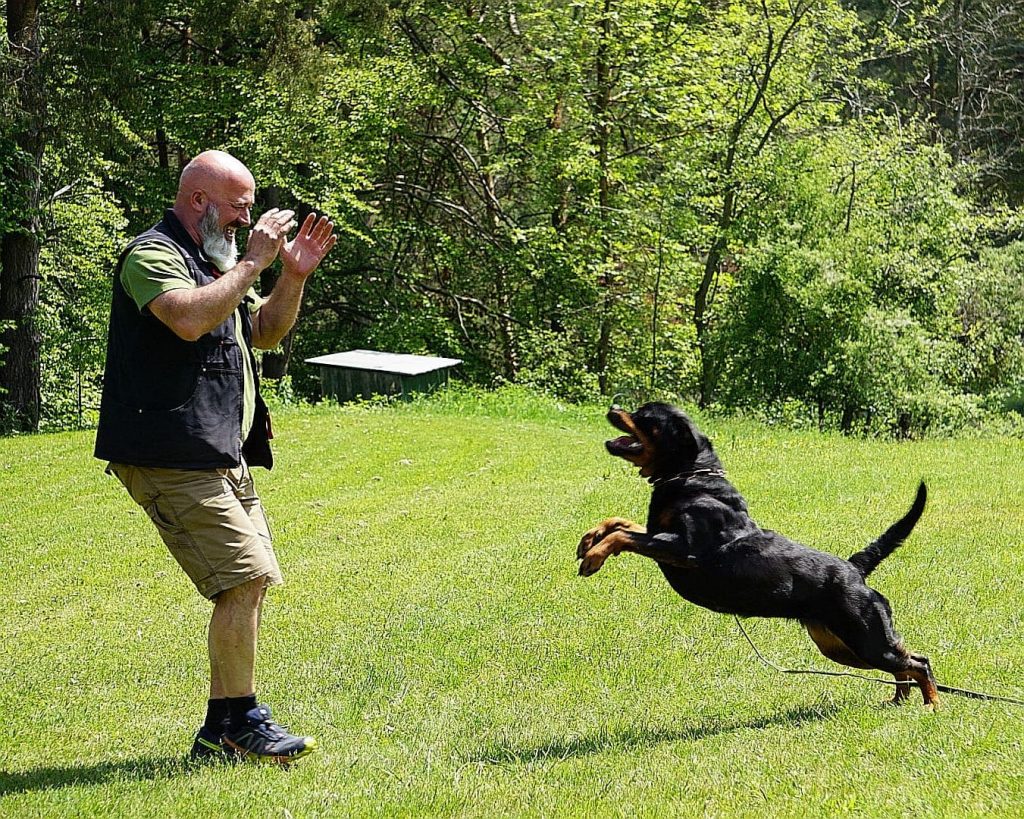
[{"left": 648, "top": 467, "right": 725, "bottom": 487}]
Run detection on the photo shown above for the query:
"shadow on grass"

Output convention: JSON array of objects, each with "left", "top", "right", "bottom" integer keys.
[
  {"left": 0, "top": 755, "right": 203, "bottom": 797},
  {"left": 467, "top": 703, "right": 843, "bottom": 766}
]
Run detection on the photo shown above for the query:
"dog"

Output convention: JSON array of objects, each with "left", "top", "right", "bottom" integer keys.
[{"left": 577, "top": 402, "right": 939, "bottom": 707}]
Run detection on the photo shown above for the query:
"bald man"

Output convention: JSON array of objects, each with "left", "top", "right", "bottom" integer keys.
[{"left": 95, "top": 150, "right": 336, "bottom": 764}]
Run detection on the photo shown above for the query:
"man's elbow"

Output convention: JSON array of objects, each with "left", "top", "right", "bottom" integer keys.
[
  {"left": 250, "top": 315, "right": 283, "bottom": 349},
  {"left": 251, "top": 331, "right": 282, "bottom": 350},
  {"left": 166, "top": 318, "right": 206, "bottom": 342}
]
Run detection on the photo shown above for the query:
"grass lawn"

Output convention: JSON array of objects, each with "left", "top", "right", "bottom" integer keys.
[{"left": 2, "top": 389, "right": 1024, "bottom": 817}]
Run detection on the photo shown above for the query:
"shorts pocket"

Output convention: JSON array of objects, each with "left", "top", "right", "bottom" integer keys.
[
  {"left": 110, "top": 463, "right": 188, "bottom": 547},
  {"left": 143, "top": 496, "right": 186, "bottom": 542}
]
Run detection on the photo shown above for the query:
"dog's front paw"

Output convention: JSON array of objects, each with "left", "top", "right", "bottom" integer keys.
[
  {"left": 577, "top": 527, "right": 603, "bottom": 560},
  {"left": 578, "top": 542, "right": 615, "bottom": 577},
  {"left": 577, "top": 517, "right": 638, "bottom": 560}
]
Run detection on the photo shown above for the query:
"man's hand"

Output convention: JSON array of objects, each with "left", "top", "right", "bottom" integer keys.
[
  {"left": 243, "top": 208, "right": 297, "bottom": 273},
  {"left": 280, "top": 213, "right": 337, "bottom": 281}
]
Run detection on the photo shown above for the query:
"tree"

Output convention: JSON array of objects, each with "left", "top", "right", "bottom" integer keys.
[
  {"left": 660, "top": 0, "right": 860, "bottom": 406},
  {"left": 1, "top": 0, "right": 44, "bottom": 431},
  {"left": 851, "top": 0, "right": 1024, "bottom": 204}
]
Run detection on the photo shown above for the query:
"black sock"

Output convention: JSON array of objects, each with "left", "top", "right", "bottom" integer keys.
[
  {"left": 227, "top": 694, "right": 259, "bottom": 730},
  {"left": 203, "top": 698, "right": 230, "bottom": 734}
]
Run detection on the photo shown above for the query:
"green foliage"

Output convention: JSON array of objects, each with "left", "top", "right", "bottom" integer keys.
[
  {"left": 36, "top": 175, "right": 128, "bottom": 430},
  {"left": 955, "top": 241, "right": 1024, "bottom": 402},
  {"left": 710, "top": 124, "right": 984, "bottom": 435},
  {"left": 10, "top": 0, "right": 1024, "bottom": 438}
]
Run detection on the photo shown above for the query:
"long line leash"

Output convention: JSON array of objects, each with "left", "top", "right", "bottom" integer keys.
[{"left": 734, "top": 616, "right": 1024, "bottom": 706}]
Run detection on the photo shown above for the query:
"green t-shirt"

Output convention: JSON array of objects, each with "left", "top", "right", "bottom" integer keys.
[{"left": 120, "top": 240, "right": 265, "bottom": 439}]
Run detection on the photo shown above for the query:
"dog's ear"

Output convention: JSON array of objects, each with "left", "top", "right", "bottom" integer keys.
[
  {"left": 644, "top": 404, "right": 703, "bottom": 462},
  {"left": 662, "top": 411, "right": 702, "bottom": 462}
]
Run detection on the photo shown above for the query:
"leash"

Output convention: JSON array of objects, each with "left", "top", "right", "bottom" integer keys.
[{"left": 734, "top": 616, "right": 1024, "bottom": 706}]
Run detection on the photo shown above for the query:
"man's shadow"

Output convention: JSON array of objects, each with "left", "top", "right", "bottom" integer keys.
[
  {"left": 464, "top": 703, "right": 842, "bottom": 766},
  {"left": 0, "top": 755, "right": 196, "bottom": 797}
]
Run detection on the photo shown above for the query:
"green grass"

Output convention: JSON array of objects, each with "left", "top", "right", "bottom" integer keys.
[{"left": 2, "top": 389, "right": 1024, "bottom": 817}]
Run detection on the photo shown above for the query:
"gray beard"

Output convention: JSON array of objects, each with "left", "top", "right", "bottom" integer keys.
[{"left": 198, "top": 205, "right": 239, "bottom": 271}]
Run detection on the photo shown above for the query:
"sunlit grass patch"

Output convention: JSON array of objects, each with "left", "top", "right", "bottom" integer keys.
[{"left": 2, "top": 391, "right": 1023, "bottom": 817}]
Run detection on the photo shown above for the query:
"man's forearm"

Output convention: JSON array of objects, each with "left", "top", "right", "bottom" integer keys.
[
  {"left": 252, "top": 273, "right": 306, "bottom": 349},
  {"left": 149, "top": 260, "right": 263, "bottom": 342}
]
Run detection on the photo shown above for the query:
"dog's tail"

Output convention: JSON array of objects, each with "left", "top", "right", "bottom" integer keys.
[{"left": 847, "top": 482, "right": 927, "bottom": 579}]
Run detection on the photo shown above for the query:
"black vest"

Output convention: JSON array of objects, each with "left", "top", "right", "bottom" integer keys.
[{"left": 94, "top": 210, "right": 273, "bottom": 469}]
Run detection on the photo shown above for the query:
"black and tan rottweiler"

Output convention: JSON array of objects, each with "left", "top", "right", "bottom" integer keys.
[{"left": 577, "top": 402, "right": 939, "bottom": 707}]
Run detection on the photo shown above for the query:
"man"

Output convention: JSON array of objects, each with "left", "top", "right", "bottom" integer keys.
[{"left": 95, "top": 150, "right": 336, "bottom": 764}]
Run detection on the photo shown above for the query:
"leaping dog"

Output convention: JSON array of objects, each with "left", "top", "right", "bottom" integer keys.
[{"left": 577, "top": 402, "right": 938, "bottom": 707}]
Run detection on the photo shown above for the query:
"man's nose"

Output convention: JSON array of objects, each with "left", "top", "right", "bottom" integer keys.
[{"left": 236, "top": 207, "right": 252, "bottom": 227}]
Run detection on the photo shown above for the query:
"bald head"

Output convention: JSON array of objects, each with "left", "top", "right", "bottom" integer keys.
[
  {"left": 173, "top": 150, "right": 257, "bottom": 247},
  {"left": 178, "top": 150, "right": 253, "bottom": 195}
]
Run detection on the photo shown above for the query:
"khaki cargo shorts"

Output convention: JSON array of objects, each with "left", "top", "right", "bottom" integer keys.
[{"left": 108, "top": 460, "right": 283, "bottom": 600}]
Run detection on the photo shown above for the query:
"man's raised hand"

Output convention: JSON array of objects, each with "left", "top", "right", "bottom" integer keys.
[
  {"left": 280, "top": 213, "right": 337, "bottom": 281},
  {"left": 243, "top": 208, "right": 297, "bottom": 272}
]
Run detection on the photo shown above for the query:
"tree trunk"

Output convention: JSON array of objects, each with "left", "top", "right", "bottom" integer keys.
[
  {"left": 1, "top": 0, "right": 44, "bottom": 432},
  {"left": 694, "top": 186, "right": 734, "bottom": 408},
  {"left": 594, "top": 0, "right": 614, "bottom": 394},
  {"left": 257, "top": 186, "right": 295, "bottom": 380}
]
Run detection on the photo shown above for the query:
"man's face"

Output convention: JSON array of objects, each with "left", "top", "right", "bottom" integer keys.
[
  {"left": 197, "top": 204, "right": 238, "bottom": 271},
  {"left": 196, "top": 177, "right": 255, "bottom": 271}
]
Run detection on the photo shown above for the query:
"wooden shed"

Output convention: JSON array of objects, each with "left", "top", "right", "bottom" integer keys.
[{"left": 305, "top": 349, "right": 463, "bottom": 403}]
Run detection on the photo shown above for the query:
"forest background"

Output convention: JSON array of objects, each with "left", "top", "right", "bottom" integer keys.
[{"left": 3, "top": 0, "right": 1024, "bottom": 438}]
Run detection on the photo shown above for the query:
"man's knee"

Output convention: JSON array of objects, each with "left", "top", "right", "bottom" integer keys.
[{"left": 215, "top": 575, "right": 270, "bottom": 608}]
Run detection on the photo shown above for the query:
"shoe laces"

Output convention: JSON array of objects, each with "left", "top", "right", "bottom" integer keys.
[{"left": 253, "top": 714, "right": 290, "bottom": 740}]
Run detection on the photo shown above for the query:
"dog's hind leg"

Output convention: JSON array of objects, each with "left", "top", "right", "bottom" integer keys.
[
  {"left": 803, "top": 620, "right": 918, "bottom": 704},
  {"left": 866, "top": 649, "right": 939, "bottom": 709},
  {"left": 891, "top": 672, "right": 913, "bottom": 704},
  {"left": 825, "top": 601, "right": 940, "bottom": 709},
  {"left": 803, "top": 621, "right": 873, "bottom": 669}
]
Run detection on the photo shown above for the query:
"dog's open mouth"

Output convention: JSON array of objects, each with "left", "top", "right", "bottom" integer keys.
[
  {"left": 606, "top": 434, "right": 643, "bottom": 456},
  {"left": 605, "top": 408, "right": 646, "bottom": 457}
]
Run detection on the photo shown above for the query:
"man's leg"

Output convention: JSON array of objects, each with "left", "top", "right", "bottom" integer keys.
[
  {"left": 209, "top": 576, "right": 268, "bottom": 699},
  {"left": 107, "top": 462, "right": 313, "bottom": 763},
  {"left": 194, "top": 579, "right": 266, "bottom": 757}
]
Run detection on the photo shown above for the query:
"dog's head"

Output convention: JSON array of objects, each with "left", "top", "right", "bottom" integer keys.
[{"left": 605, "top": 402, "right": 720, "bottom": 479}]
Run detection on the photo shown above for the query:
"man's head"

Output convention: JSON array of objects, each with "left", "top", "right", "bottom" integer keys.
[{"left": 173, "top": 150, "right": 256, "bottom": 270}]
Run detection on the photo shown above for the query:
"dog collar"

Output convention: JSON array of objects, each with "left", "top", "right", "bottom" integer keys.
[{"left": 648, "top": 468, "right": 725, "bottom": 487}]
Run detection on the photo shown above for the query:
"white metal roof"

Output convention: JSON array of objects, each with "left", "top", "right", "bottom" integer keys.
[{"left": 305, "top": 349, "right": 463, "bottom": 376}]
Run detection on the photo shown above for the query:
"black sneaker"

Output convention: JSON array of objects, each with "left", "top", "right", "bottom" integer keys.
[
  {"left": 223, "top": 705, "right": 317, "bottom": 764},
  {"left": 189, "top": 725, "right": 230, "bottom": 760}
]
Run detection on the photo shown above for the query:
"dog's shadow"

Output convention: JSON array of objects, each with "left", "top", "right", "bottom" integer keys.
[
  {"left": 0, "top": 755, "right": 200, "bottom": 797},
  {"left": 465, "top": 703, "right": 842, "bottom": 766}
]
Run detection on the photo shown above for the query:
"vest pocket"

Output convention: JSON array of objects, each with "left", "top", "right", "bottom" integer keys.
[
  {"left": 128, "top": 363, "right": 201, "bottom": 411},
  {"left": 204, "top": 336, "right": 241, "bottom": 372},
  {"left": 104, "top": 365, "right": 243, "bottom": 467}
]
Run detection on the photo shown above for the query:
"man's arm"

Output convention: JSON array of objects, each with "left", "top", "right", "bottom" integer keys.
[
  {"left": 149, "top": 209, "right": 295, "bottom": 342},
  {"left": 251, "top": 213, "right": 336, "bottom": 350},
  {"left": 149, "top": 259, "right": 263, "bottom": 342}
]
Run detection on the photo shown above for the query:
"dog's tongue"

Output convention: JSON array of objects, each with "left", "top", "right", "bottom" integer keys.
[{"left": 610, "top": 435, "right": 637, "bottom": 447}]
